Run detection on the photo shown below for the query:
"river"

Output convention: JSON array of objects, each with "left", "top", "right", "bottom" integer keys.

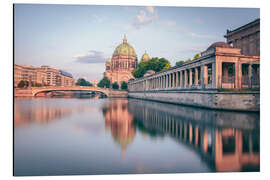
[{"left": 14, "top": 97, "right": 260, "bottom": 176}]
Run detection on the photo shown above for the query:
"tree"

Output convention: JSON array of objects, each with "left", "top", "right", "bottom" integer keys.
[
  {"left": 97, "top": 77, "right": 110, "bottom": 88},
  {"left": 175, "top": 60, "right": 185, "bottom": 66},
  {"left": 132, "top": 57, "right": 171, "bottom": 78},
  {"left": 112, "top": 82, "right": 119, "bottom": 90},
  {"left": 193, "top": 53, "right": 201, "bottom": 60},
  {"left": 17, "top": 80, "right": 26, "bottom": 88},
  {"left": 121, "top": 81, "right": 128, "bottom": 90},
  {"left": 76, "top": 78, "right": 93, "bottom": 86},
  {"left": 185, "top": 58, "right": 192, "bottom": 63}
]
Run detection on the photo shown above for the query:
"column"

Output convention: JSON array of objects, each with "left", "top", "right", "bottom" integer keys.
[
  {"left": 212, "top": 62, "right": 216, "bottom": 88},
  {"left": 200, "top": 65, "right": 204, "bottom": 87},
  {"left": 169, "top": 73, "right": 172, "bottom": 88},
  {"left": 172, "top": 72, "right": 175, "bottom": 88},
  {"left": 216, "top": 61, "right": 223, "bottom": 89},
  {"left": 168, "top": 74, "right": 170, "bottom": 88},
  {"left": 235, "top": 62, "right": 240, "bottom": 89},
  {"left": 204, "top": 65, "right": 208, "bottom": 85},
  {"left": 180, "top": 71, "right": 183, "bottom": 88},
  {"left": 165, "top": 75, "right": 167, "bottom": 89},
  {"left": 164, "top": 74, "right": 167, "bottom": 89},
  {"left": 176, "top": 71, "right": 180, "bottom": 87},
  {"left": 162, "top": 75, "right": 165, "bottom": 89},
  {"left": 161, "top": 76, "right": 163, "bottom": 89},
  {"left": 184, "top": 70, "right": 188, "bottom": 88},
  {"left": 195, "top": 67, "right": 199, "bottom": 85},
  {"left": 189, "top": 69, "right": 193, "bottom": 86},
  {"left": 248, "top": 63, "right": 253, "bottom": 88}
]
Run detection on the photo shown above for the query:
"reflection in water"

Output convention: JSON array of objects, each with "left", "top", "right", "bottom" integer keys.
[
  {"left": 14, "top": 98, "right": 98, "bottom": 127},
  {"left": 127, "top": 99, "right": 260, "bottom": 172},
  {"left": 14, "top": 98, "right": 259, "bottom": 176},
  {"left": 102, "top": 99, "right": 135, "bottom": 157}
]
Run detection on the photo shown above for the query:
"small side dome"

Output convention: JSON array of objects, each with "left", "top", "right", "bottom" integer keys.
[
  {"left": 143, "top": 70, "right": 156, "bottom": 77},
  {"left": 141, "top": 51, "right": 150, "bottom": 62},
  {"left": 106, "top": 59, "right": 111, "bottom": 63},
  {"left": 207, "top": 42, "right": 232, "bottom": 51}
]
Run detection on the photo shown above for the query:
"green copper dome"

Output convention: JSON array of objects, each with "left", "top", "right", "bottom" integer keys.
[
  {"left": 141, "top": 51, "right": 150, "bottom": 62},
  {"left": 112, "top": 35, "right": 136, "bottom": 57}
]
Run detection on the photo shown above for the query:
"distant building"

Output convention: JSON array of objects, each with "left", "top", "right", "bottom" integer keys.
[
  {"left": 14, "top": 64, "right": 74, "bottom": 87},
  {"left": 104, "top": 35, "right": 138, "bottom": 85},
  {"left": 224, "top": 18, "right": 260, "bottom": 56}
]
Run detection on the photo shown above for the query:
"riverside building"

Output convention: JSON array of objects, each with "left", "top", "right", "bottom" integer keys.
[{"left": 14, "top": 64, "right": 74, "bottom": 87}]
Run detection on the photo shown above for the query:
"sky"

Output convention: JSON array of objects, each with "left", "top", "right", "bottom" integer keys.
[{"left": 14, "top": 4, "right": 259, "bottom": 82}]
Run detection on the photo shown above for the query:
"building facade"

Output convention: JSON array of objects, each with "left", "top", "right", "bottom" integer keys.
[
  {"left": 224, "top": 18, "right": 260, "bottom": 56},
  {"left": 14, "top": 64, "right": 74, "bottom": 87},
  {"left": 104, "top": 35, "right": 138, "bottom": 85}
]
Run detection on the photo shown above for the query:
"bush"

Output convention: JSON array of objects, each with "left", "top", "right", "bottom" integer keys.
[
  {"left": 112, "top": 82, "right": 119, "bottom": 90},
  {"left": 121, "top": 81, "right": 128, "bottom": 90}
]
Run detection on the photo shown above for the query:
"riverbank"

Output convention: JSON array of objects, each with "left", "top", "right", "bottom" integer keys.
[{"left": 128, "top": 90, "right": 260, "bottom": 112}]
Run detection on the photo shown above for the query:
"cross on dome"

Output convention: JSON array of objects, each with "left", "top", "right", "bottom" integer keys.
[{"left": 123, "top": 34, "right": 127, "bottom": 43}]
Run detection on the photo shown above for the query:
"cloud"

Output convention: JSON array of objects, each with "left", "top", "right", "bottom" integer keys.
[
  {"left": 73, "top": 50, "right": 107, "bottom": 64},
  {"left": 145, "top": 6, "right": 155, "bottom": 14},
  {"left": 132, "top": 10, "right": 158, "bottom": 30}
]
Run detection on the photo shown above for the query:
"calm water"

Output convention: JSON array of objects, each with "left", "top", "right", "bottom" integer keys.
[{"left": 14, "top": 97, "right": 260, "bottom": 176}]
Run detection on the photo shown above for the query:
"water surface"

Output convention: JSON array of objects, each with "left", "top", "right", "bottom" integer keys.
[{"left": 14, "top": 98, "right": 260, "bottom": 176}]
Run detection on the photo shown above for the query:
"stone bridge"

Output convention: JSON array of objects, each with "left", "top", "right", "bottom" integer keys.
[{"left": 14, "top": 86, "right": 128, "bottom": 98}]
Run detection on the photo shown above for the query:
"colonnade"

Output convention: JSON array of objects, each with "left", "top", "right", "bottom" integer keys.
[{"left": 129, "top": 61, "right": 216, "bottom": 91}]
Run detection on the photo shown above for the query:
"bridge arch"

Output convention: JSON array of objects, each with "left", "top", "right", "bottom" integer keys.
[{"left": 32, "top": 86, "right": 110, "bottom": 97}]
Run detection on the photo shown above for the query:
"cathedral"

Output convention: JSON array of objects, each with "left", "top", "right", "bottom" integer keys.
[{"left": 104, "top": 35, "right": 150, "bottom": 85}]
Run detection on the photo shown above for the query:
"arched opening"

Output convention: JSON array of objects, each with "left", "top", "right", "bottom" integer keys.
[{"left": 34, "top": 90, "right": 108, "bottom": 98}]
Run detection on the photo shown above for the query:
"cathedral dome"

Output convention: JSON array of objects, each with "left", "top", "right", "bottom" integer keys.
[
  {"left": 112, "top": 35, "right": 136, "bottom": 57},
  {"left": 141, "top": 51, "right": 150, "bottom": 62}
]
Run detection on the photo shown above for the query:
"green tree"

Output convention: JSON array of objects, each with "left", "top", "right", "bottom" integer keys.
[
  {"left": 185, "top": 58, "right": 192, "bottom": 63},
  {"left": 112, "top": 82, "right": 119, "bottom": 90},
  {"left": 97, "top": 77, "right": 110, "bottom": 88},
  {"left": 76, "top": 78, "right": 93, "bottom": 86},
  {"left": 121, "top": 81, "right": 128, "bottom": 90},
  {"left": 17, "top": 80, "right": 26, "bottom": 88},
  {"left": 175, "top": 60, "right": 185, "bottom": 66},
  {"left": 132, "top": 57, "right": 171, "bottom": 78},
  {"left": 193, "top": 53, "right": 201, "bottom": 60}
]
